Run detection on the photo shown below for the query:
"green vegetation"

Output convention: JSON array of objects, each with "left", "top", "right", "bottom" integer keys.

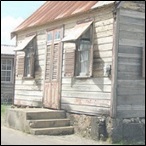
[
  {"left": 1, "top": 104, "right": 11, "bottom": 125},
  {"left": 1, "top": 105, "right": 7, "bottom": 115}
]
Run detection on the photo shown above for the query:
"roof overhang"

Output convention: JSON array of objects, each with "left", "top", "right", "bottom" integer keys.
[
  {"left": 62, "top": 21, "right": 93, "bottom": 42},
  {"left": 13, "top": 35, "right": 36, "bottom": 51}
]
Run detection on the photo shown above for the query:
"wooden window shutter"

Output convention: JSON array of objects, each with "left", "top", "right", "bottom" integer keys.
[
  {"left": 64, "top": 48, "right": 75, "bottom": 77},
  {"left": 16, "top": 53, "right": 25, "bottom": 77},
  {"left": 88, "top": 45, "right": 93, "bottom": 77},
  {"left": 142, "top": 46, "right": 145, "bottom": 78},
  {"left": 30, "top": 53, "right": 35, "bottom": 77}
]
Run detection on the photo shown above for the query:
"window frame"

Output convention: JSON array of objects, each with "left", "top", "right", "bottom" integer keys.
[
  {"left": 75, "top": 26, "right": 93, "bottom": 78},
  {"left": 1, "top": 58, "right": 13, "bottom": 83},
  {"left": 23, "top": 39, "right": 35, "bottom": 79}
]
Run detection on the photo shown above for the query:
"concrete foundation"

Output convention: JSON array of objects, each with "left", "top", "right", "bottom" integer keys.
[{"left": 66, "top": 112, "right": 145, "bottom": 143}]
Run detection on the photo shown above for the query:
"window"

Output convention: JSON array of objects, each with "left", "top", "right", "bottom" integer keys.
[
  {"left": 24, "top": 41, "right": 35, "bottom": 77},
  {"left": 16, "top": 35, "right": 36, "bottom": 78},
  {"left": 47, "top": 31, "right": 53, "bottom": 42},
  {"left": 54, "top": 30, "right": 61, "bottom": 41},
  {"left": 1, "top": 59, "right": 13, "bottom": 82},
  {"left": 63, "top": 21, "right": 93, "bottom": 78},
  {"left": 47, "top": 29, "right": 61, "bottom": 44},
  {"left": 76, "top": 28, "right": 92, "bottom": 77}
]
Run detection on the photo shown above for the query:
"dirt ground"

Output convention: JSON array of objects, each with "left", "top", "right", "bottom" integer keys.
[{"left": 1, "top": 125, "right": 111, "bottom": 145}]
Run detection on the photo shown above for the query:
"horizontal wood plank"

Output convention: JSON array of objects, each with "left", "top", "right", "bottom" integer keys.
[
  {"left": 62, "top": 91, "right": 111, "bottom": 99},
  {"left": 61, "top": 104, "right": 110, "bottom": 115},
  {"left": 62, "top": 84, "right": 111, "bottom": 92},
  {"left": 117, "top": 80, "right": 145, "bottom": 88},
  {"left": 61, "top": 97, "right": 110, "bottom": 107},
  {"left": 117, "top": 87, "right": 145, "bottom": 95},
  {"left": 117, "top": 95, "right": 145, "bottom": 105},
  {"left": 120, "top": 8, "right": 145, "bottom": 19},
  {"left": 62, "top": 77, "right": 112, "bottom": 85}
]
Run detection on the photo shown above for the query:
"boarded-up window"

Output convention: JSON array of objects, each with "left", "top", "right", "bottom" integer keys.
[{"left": 142, "top": 46, "right": 145, "bottom": 78}]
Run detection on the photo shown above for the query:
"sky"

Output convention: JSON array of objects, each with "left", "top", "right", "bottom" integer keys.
[{"left": 1, "top": 1, "right": 46, "bottom": 45}]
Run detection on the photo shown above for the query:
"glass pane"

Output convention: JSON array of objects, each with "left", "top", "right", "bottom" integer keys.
[
  {"left": 2, "top": 59, "right": 6, "bottom": 64},
  {"left": 1, "top": 77, "right": 5, "bottom": 81},
  {"left": 7, "top": 71, "right": 11, "bottom": 77},
  {"left": 55, "top": 31, "right": 60, "bottom": 40},
  {"left": 6, "top": 77, "right": 10, "bottom": 81},
  {"left": 48, "top": 33, "right": 52, "bottom": 41},
  {"left": 7, "top": 60, "right": 12, "bottom": 65},
  {"left": 81, "top": 61, "right": 88, "bottom": 73},
  {"left": 1, "top": 71, "right": 6, "bottom": 77},
  {"left": 80, "top": 50, "right": 89, "bottom": 62},
  {"left": 2, "top": 64, "right": 6, "bottom": 70},
  {"left": 7, "top": 65, "right": 12, "bottom": 70}
]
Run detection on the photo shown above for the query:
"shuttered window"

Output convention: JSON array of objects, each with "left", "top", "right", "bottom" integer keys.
[
  {"left": 142, "top": 46, "right": 145, "bottom": 78},
  {"left": 45, "top": 28, "right": 62, "bottom": 81},
  {"left": 64, "top": 24, "right": 93, "bottom": 78},
  {"left": 64, "top": 48, "right": 75, "bottom": 77},
  {"left": 16, "top": 37, "right": 36, "bottom": 78}
]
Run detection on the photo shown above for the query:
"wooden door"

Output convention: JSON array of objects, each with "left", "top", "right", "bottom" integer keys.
[{"left": 43, "top": 29, "right": 62, "bottom": 109}]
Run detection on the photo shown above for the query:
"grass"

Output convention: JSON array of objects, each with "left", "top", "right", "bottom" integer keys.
[
  {"left": 1, "top": 104, "right": 11, "bottom": 125},
  {"left": 1, "top": 104, "right": 7, "bottom": 115}
]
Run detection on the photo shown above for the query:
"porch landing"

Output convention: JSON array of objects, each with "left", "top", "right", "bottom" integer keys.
[{"left": 5, "top": 107, "right": 74, "bottom": 135}]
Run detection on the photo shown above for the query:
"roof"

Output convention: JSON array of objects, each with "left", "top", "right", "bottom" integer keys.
[
  {"left": 12, "top": 1, "right": 97, "bottom": 34},
  {"left": 1, "top": 45, "right": 15, "bottom": 55},
  {"left": 11, "top": 1, "right": 115, "bottom": 37}
]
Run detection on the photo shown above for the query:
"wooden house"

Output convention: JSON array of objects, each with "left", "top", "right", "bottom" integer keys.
[
  {"left": 11, "top": 1, "right": 145, "bottom": 142},
  {"left": 1, "top": 45, "right": 15, "bottom": 104}
]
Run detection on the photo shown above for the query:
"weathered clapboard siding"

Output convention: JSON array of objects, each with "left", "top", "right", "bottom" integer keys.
[
  {"left": 61, "top": 3, "right": 114, "bottom": 115},
  {"left": 116, "top": 1, "right": 145, "bottom": 118},
  {"left": 14, "top": 31, "right": 46, "bottom": 106},
  {"left": 61, "top": 104, "right": 109, "bottom": 115},
  {"left": 1, "top": 83, "right": 14, "bottom": 102}
]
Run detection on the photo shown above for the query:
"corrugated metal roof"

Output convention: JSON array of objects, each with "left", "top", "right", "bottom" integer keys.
[
  {"left": 12, "top": 1, "right": 97, "bottom": 34},
  {"left": 1, "top": 45, "right": 15, "bottom": 55}
]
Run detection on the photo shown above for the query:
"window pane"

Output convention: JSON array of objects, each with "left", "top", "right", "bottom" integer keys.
[
  {"left": 6, "top": 77, "right": 10, "bottom": 81},
  {"left": 7, "top": 60, "right": 12, "bottom": 65},
  {"left": 55, "top": 31, "right": 60, "bottom": 40},
  {"left": 80, "top": 50, "right": 89, "bottom": 62},
  {"left": 78, "top": 40, "right": 90, "bottom": 75},
  {"left": 81, "top": 61, "right": 88, "bottom": 73},
  {"left": 1, "top": 71, "right": 6, "bottom": 77},
  {"left": 2, "top": 64, "right": 6, "bottom": 70},
  {"left": 1, "top": 77, "right": 5, "bottom": 81},
  {"left": 7, "top": 65, "right": 12, "bottom": 70},
  {"left": 48, "top": 33, "right": 52, "bottom": 41},
  {"left": 7, "top": 71, "right": 11, "bottom": 77},
  {"left": 2, "top": 59, "right": 6, "bottom": 64}
]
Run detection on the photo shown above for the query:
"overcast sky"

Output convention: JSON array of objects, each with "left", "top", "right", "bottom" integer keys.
[{"left": 1, "top": 1, "right": 45, "bottom": 45}]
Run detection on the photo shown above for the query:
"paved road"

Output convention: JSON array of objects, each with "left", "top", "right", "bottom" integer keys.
[{"left": 1, "top": 126, "right": 110, "bottom": 145}]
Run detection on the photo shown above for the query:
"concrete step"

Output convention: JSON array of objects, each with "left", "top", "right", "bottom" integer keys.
[
  {"left": 28, "top": 119, "right": 70, "bottom": 128},
  {"left": 30, "top": 126, "right": 74, "bottom": 135},
  {"left": 26, "top": 110, "right": 66, "bottom": 120}
]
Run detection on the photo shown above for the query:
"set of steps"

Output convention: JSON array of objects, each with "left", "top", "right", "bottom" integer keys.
[{"left": 26, "top": 110, "right": 74, "bottom": 135}]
